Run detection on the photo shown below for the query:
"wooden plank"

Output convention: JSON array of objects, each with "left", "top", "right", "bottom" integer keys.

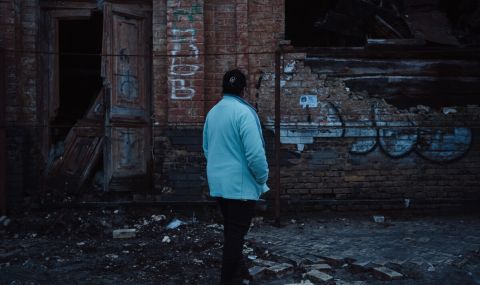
[
  {"left": 47, "top": 91, "right": 105, "bottom": 193},
  {"left": 315, "top": 11, "right": 365, "bottom": 37},
  {"left": 306, "top": 58, "right": 480, "bottom": 77},
  {"left": 39, "top": 1, "right": 97, "bottom": 10},
  {"left": 303, "top": 47, "right": 480, "bottom": 60},
  {"left": 342, "top": 75, "right": 480, "bottom": 106},
  {"left": 403, "top": 11, "right": 460, "bottom": 46},
  {"left": 304, "top": 49, "right": 480, "bottom": 108},
  {"left": 366, "top": 38, "right": 426, "bottom": 46}
]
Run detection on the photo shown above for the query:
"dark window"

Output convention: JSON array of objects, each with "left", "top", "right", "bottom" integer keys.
[{"left": 53, "top": 12, "right": 103, "bottom": 143}]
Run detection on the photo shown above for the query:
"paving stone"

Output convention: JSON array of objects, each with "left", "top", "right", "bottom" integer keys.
[
  {"left": 350, "top": 261, "right": 374, "bottom": 272},
  {"left": 253, "top": 258, "right": 279, "bottom": 268},
  {"left": 305, "top": 269, "right": 333, "bottom": 283},
  {"left": 372, "top": 266, "right": 403, "bottom": 280},
  {"left": 266, "top": 263, "right": 295, "bottom": 277},
  {"left": 322, "top": 255, "right": 345, "bottom": 266},
  {"left": 284, "top": 280, "right": 314, "bottom": 285},
  {"left": 279, "top": 253, "right": 306, "bottom": 267},
  {"left": 112, "top": 229, "right": 136, "bottom": 239},
  {"left": 335, "top": 280, "right": 367, "bottom": 285},
  {"left": 248, "top": 266, "right": 267, "bottom": 280},
  {"left": 304, "top": 255, "right": 327, "bottom": 264},
  {"left": 305, "top": 263, "right": 332, "bottom": 272}
]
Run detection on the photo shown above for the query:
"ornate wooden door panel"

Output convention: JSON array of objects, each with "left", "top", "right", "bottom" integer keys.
[{"left": 102, "top": 2, "right": 152, "bottom": 191}]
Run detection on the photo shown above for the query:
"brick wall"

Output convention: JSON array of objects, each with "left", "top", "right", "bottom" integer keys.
[
  {"left": 2, "top": 0, "right": 479, "bottom": 211},
  {"left": 154, "top": 0, "right": 480, "bottom": 210},
  {"left": 0, "top": 0, "right": 41, "bottom": 212},
  {"left": 153, "top": 0, "right": 286, "bottom": 201},
  {"left": 256, "top": 51, "right": 480, "bottom": 211}
]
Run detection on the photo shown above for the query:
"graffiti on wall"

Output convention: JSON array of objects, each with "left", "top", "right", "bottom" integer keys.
[
  {"left": 267, "top": 101, "right": 472, "bottom": 163},
  {"left": 168, "top": 2, "right": 202, "bottom": 100},
  {"left": 118, "top": 49, "right": 138, "bottom": 101}
]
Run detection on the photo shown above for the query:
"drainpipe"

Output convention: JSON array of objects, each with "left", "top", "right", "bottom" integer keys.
[
  {"left": 0, "top": 48, "right": 6, "bottom": 215},
  {"left": 274, "top": 50, "right": 281, "bottom": 225}
]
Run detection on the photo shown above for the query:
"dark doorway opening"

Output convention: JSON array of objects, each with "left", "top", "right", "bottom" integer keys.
[{"left": 52, "top": 12, "right": 103, "bottom": 144}]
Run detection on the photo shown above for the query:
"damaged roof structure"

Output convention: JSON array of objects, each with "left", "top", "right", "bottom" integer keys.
[{"left": 1, "top": 0, "right": 480, "bottom": 215}]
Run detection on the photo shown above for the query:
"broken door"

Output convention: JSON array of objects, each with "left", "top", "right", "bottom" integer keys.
[{"left": 102, "top": 2, "right": 152, "bottom": 191}]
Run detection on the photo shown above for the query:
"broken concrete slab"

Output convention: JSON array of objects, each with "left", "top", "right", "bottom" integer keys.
[
  {"left": 304, "top": 255, "right": 327, "bottom": 264},
  {"left": 265, "top": 263, "right": 294, "bottom": 277},
  {"left": 322, "top": 255, "right": 345, "bottom": 266},
  {"left": 253, "top": 258, "right": 279, "bottom": 268},
  {"left": 248, "top": 266, "right": 267, "bottom": 280},
  {"left": 305, "top": 269, "right": 333, "bottom": 283},
  {"left": 304, "top": 263, "right": 332, "bottom": 272},
  {"left": 285, "top": 280, "right": 314, "bottom": 285},
  {"left": 373, "top": 266, "right": 403, "bottom": 280},
  {"left": 280, "top": 253, "right": 306, "bottom": 267},
  {"left": 350, "top": 261, "right": 374, "bottom": 272},
  {"left": 335, "top": 280, "right": 367, "bottom": 285},
  {"left": 3, "top": 218, "right": 11, "bottom": 227},
  {"left": 112, "top": 229, "right": 136, "bottom": 239},
  {"left": 372, "top": 215, "right": 385, "bottom": 223}
]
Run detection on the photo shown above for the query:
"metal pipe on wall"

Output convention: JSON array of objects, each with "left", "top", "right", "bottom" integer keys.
[
  {"left": 0, "top": 48, "right": 7, "bottom": 215},
  {"left": 274, "top": 50, "right": 281, "bottom": 225}
]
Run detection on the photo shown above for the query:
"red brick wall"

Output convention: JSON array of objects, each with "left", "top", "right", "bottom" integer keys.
[
  {"left": 154, "top": 0, "right": 480, "bottom": 210},
  {"left": 256, "top": 51, "right": 480, "bottom": 210},
  {"left": 2, "top": 0, "right": 478, "bottom": 210},
  {"left": 0, "top": 0, "right": 41, "bottom": 212}
]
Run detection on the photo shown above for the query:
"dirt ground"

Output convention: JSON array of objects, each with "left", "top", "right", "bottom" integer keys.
[{"left": 1, "top": 206, "right": 479, "bottom": 285}]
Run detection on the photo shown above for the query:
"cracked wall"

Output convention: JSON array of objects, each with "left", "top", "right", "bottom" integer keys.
[{"left": 257, "top": 52, "right": 480, "bottom": 207}]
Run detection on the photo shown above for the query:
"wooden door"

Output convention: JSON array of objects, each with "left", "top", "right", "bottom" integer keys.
[{"left": 102, "top": 2, "right": 152, "bottom": 191}]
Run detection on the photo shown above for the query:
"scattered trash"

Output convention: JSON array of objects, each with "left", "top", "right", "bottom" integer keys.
[
  {"left": 206, "top": 224, "right": 224, "bottom": 231},
  {"left": 151, "top": 214, "right": 166, "bottom": 222},
  {"left": 442, "top": 107, "right": 457, "bottom": 115},
  {"left": 243, "top": 245, "right": 254, "bottom": 255},
  {"left": 193, "top": 258, "right": 203, "bottom": 265},
  {"left": 416, "top": 105, "right": 431, "bottom": 113},
  {"left": 166, "top": 218, "right": 184, "bottom": 230},
  {"left": 112, "top": 229, "right": 136, "bottom": 239},
  {"left": 106, "top": 254, "right": 119, "bottom": 259},
  {"left": 251, "top": 217, "right": 264, "bottom": 225},
  {"left": 76, "top": 242, "right": 86, "bottom": 246},
  {"left": 373, "top": 215, "right": 385, "bottom": 223},
  {"left": 248, "top": 255, "right": 258, "bottom": 260},
  {"left": 2, "top": 217, "right": 11, "bottom": 227},
  {"left": 162, "top": 236, "right": 171, "bottom": 243},
  {"left": 284, "top": 280, "right": 314, "bottom": 285},
  {"left": 305, "top": 269, "right": 333, "bottom": 282}
]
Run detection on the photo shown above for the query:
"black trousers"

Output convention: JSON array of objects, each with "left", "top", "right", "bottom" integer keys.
[{"left": 217, "top": 198, "right": 256, "bottom": 285}]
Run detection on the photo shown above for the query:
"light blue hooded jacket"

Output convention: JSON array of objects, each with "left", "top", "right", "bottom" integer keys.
[{"left": 203, "top": 94, "right": 269, "bottom": 200}]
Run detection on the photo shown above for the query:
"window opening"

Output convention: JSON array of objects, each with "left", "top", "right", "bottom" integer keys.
[{"left": 52, "top": 12, "right": 103, "bottom": 144}]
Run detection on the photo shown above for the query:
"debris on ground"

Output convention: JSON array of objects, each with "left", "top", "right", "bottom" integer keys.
[
  {"left": 372, "top": 215, "right": 385, "bottom": 223},
  {"left": 1, "top": 210, "right": 479, "bottom": 284},
  {"left": 166, "top": 218, "right": 185, "bottom": 230},
  {"left": 112, "top": 228, "right": 136, "bottom": 239}
]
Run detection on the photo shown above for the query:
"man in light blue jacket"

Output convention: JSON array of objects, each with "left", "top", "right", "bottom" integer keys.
[{"left": 203, "top": 69, "right": 269, "bottom": 285}]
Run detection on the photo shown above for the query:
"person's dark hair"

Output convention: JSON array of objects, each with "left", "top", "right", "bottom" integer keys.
[{"left": 223, "top": 69, "right": 246, "bottom": 95}]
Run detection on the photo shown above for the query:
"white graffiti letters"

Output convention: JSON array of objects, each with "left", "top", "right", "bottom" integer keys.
[{"left": 169, "top": 27, "right": 200, "bottom": 99}]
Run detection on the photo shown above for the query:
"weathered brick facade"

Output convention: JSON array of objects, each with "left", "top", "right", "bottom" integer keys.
[{"left": 1, "top": 0, "right": 479, "bottom": 212}]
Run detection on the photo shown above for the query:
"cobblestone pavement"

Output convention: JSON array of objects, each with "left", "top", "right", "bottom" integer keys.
[{"left": 246, "top": 214, "right": 480, "bottom": 285}]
